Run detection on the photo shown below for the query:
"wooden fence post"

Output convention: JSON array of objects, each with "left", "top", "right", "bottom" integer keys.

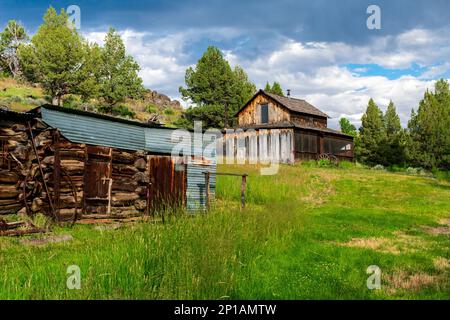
[
  {"left": 241, "top": 174, "right": 247, "bottom": 209},
  {"left": 205, "top": 171, "right": 210, "bottom": 211}
]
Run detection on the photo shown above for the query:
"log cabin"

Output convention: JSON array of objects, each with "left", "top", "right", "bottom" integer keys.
[{"left": 224, "top": 89, "right": 354, "bottom": 163}]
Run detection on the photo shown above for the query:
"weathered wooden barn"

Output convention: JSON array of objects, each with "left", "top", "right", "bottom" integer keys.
[
  {"left": 223, "top": 89, "right": 354, "bottom": 163},
  {"left": 0, "top": 105, "right": 215, "bottom": 222}
]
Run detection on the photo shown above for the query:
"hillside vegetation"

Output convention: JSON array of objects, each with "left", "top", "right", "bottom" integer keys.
[
  {"left": 0, "top": 163, "right": 448, "bottom": 299},
  {"left": 0, "top": 77, "right": 183, "bottom": 126}
]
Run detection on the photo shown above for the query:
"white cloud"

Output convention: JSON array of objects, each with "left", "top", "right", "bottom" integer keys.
[{"left": 84, "top": 26, "right": 449, "bottom": 129}]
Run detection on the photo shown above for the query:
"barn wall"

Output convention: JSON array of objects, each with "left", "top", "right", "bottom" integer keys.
[
  {"left": 290, "top": 113, "right": 327, "bottom": 129},
  {"left": 237, "top": 93, "right": 290, "bottom": 126}
]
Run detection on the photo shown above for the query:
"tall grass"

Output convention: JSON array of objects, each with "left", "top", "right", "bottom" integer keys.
[{"left": 0, "top": 164, "right": 449, "bottom": 299}]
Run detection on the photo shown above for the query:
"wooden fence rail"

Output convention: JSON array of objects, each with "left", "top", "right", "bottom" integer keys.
[{"left": 203, "top": 172, "right": 248, "bottom": 210}]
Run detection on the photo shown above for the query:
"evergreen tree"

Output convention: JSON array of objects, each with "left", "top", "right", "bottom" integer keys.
[
  {"left": 357, "top": 98, "right": 386, "bottom": 165},
  {"left": 263, "top": 81, "right": 284, "bottom": 96},
  {"left": 0, "top": 20, "right": 28, "bottom": 78},
  {"left": 339, "top": 117, "right": 357, "bottom": 137},
  {"left": 270, "top": 81, "right": 284, "bottom": 96},
  {"left": 407, "top": 79, "right": 450, "bottom": 169},
  {"left": 383, "top": 101, "right": 406, "bottom": 165},
  {"left": 18, "top": 7, "right": 94, "bottom": 105},
  {"left": 97, "top": 28, "right": 144, "bottom": 110},
  {"left": 179, "top": 46, "right": 255, "bottom": 128}
]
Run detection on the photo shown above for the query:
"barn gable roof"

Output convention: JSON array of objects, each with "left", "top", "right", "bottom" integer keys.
[{"left": 235, "top": 89, "right": 329, "bottom": 118}]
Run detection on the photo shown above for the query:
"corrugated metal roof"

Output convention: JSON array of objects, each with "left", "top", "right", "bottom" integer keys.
[{"left": 42, "top": 107, "right": 147, "bottom": 151}]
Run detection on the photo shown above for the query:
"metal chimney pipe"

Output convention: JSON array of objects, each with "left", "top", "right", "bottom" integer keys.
[{"left": 287, "top": 89, "right": 291, "bottom": 97}]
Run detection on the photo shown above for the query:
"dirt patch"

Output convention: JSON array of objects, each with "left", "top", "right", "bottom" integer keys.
[
  {"left": 339, "top": 233, "right": 427, "bottom": 255},
  {"left": 385, "top": 271, "right": 440, "bottom": 292},
  {"left": 423, "top": 218, "right": 450, "bottom": 235},
  {"left": 433, "top": 257, "right": 450, "bottom": 271},
  {"left": 20, "top": 234, "right": 73, "bottom": 246}
]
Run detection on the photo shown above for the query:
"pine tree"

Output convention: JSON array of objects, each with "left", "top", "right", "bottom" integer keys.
[
  {"left": 357, "top": 98, "right": 386, "bottom": 165},
  {"left": 97, "top": 28, "right": 144, "bottom": 110},
  {"left": 263, "top": 81, "right": 284, "bottom": 96},
  {"left": 407, "top": 79, "right": 450, "bottom": 169},
  {"left": 383, "top": 101, "right": 405, "bottom": 165},
  {"left": 271, "top": 82, "right": 284, "bottom": 96},
  {"left": 18, "top": 7, "right": 94, "bottom": 105},
  {"left": 179, "top": 46, "right": 255, "bottom": 128}
]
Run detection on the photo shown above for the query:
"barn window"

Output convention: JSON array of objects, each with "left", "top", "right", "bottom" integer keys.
[{"left": 261, "top": 104, "right": 269, "bottom": 124}]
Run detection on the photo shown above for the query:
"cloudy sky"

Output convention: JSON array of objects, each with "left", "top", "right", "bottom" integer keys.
[{"left": 1, "top": 0, "right": 449, "bottom": 128}]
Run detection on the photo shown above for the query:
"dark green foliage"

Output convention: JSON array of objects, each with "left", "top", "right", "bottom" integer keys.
[
  {"left": 356, "top": 98, "right": 386, "bottom": 165},
  {"left": 97, "top": 28, "right": 144, "bottom": 109},
  {"left": 382, "top": 101, "right": 406, "bottom": 165},
  {"left": 179, "top": 46, "right": 255, "bottom": 128},
  {"left": 407, "top": 79, "right": 450, "bottom": 169},
  {"left": 98, "top": 104, "right": 136, "bottom": 118},
  {"left": 19, "top": 7, "right": 96, "bottom": 106},
  {"left": 175, "top": 104, "right": 225, "bottom": 130}
]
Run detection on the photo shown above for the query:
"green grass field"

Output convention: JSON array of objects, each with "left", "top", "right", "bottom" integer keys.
[{"left": 0, "top": 163, "right": 449, "bottom": 299}]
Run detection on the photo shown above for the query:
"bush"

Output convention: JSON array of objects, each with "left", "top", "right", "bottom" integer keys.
[
  {"left": 432, "top": 169, "right": 450, "bottom": 181},
  {"left": 113, "top": 105, "right": 136, "bottom": 118},
  {"left": 97, "top": 104, "right": 136, "bottom": 118},
  {"left": 372, "top": 164, "right": 385, "bottom": 171},
  {"left": 317, "top": 159, "right": 331, "bottom": 167},
  {"left": 164, "top": 107, "right": 175, "bottom": 115},
  {"left": 145, "top": 104, "right": 158, "bottom": 114}
]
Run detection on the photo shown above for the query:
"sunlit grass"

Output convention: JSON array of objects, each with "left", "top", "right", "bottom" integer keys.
[{"left": 0, "top": 164, "right": 449, "bottom": 299}]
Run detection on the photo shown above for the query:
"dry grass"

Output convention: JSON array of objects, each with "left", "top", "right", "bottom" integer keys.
[
  {"left": 433, "top": 257, "right": 450, "bottom": 271},
  {"left": 423, "top": 218, "right": 450, "bottom": 235},
  {"left": 338, "top": 232, "right": 429, "bottom": 255},
  {"left": 385, "top": 271, "right": 441, "bottom": 292}
]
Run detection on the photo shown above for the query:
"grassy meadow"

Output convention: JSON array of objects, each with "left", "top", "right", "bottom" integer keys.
[{"left": 0, "top": 163, "right": 449, "bottom": 299}]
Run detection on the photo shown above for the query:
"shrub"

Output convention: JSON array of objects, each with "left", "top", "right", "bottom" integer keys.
[
  {"left": 164, "top": 107, "right": 175, "bottom": 115},
  {"left": 317, "top": 159, "right": 331, "bottom": 167},
  {"left": 145, "top": 104, "right": 158, "bottom": 114},
  {"left": 113, "top": 105, "right": 136, "bottom": 118}
]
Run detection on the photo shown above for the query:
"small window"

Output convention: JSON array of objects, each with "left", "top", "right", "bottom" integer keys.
[{"left": 261, "top": 104, "right": 269, "bottom": 124}]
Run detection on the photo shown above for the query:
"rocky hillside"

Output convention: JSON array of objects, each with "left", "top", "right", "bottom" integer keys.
[{"left": 0, "top": 77, "right": 183, "bottom": 127}]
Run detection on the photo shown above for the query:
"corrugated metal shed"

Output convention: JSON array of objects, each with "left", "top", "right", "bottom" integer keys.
[{"left": 39, "top": 105, "right": 216, "bottom": 211}]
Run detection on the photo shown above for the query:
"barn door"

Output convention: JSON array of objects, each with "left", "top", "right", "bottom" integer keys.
[
  {"left": 83, "top": 146, "right": 112, "bottom": 214},
  {"left": 147, "top": 156, "right": 186, "bottom": 213}
]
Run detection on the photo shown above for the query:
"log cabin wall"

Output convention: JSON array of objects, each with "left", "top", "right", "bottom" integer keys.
[
  {"left": 0, "top": 117, "right": 187, "bottom": 221},
  {"left": 237, "top": 93, "right": 290, "bottom": 126},
  {"left": 290, "top": 114, "right": 327, "bottom": 129}
]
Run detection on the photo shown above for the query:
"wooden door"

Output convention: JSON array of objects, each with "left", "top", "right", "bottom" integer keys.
[
  {"left": 147, "top": 156, "right": 186, "bottom": 213},
  {"left": 83, "top": 146, "right": 112, "bottom": 214}
]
